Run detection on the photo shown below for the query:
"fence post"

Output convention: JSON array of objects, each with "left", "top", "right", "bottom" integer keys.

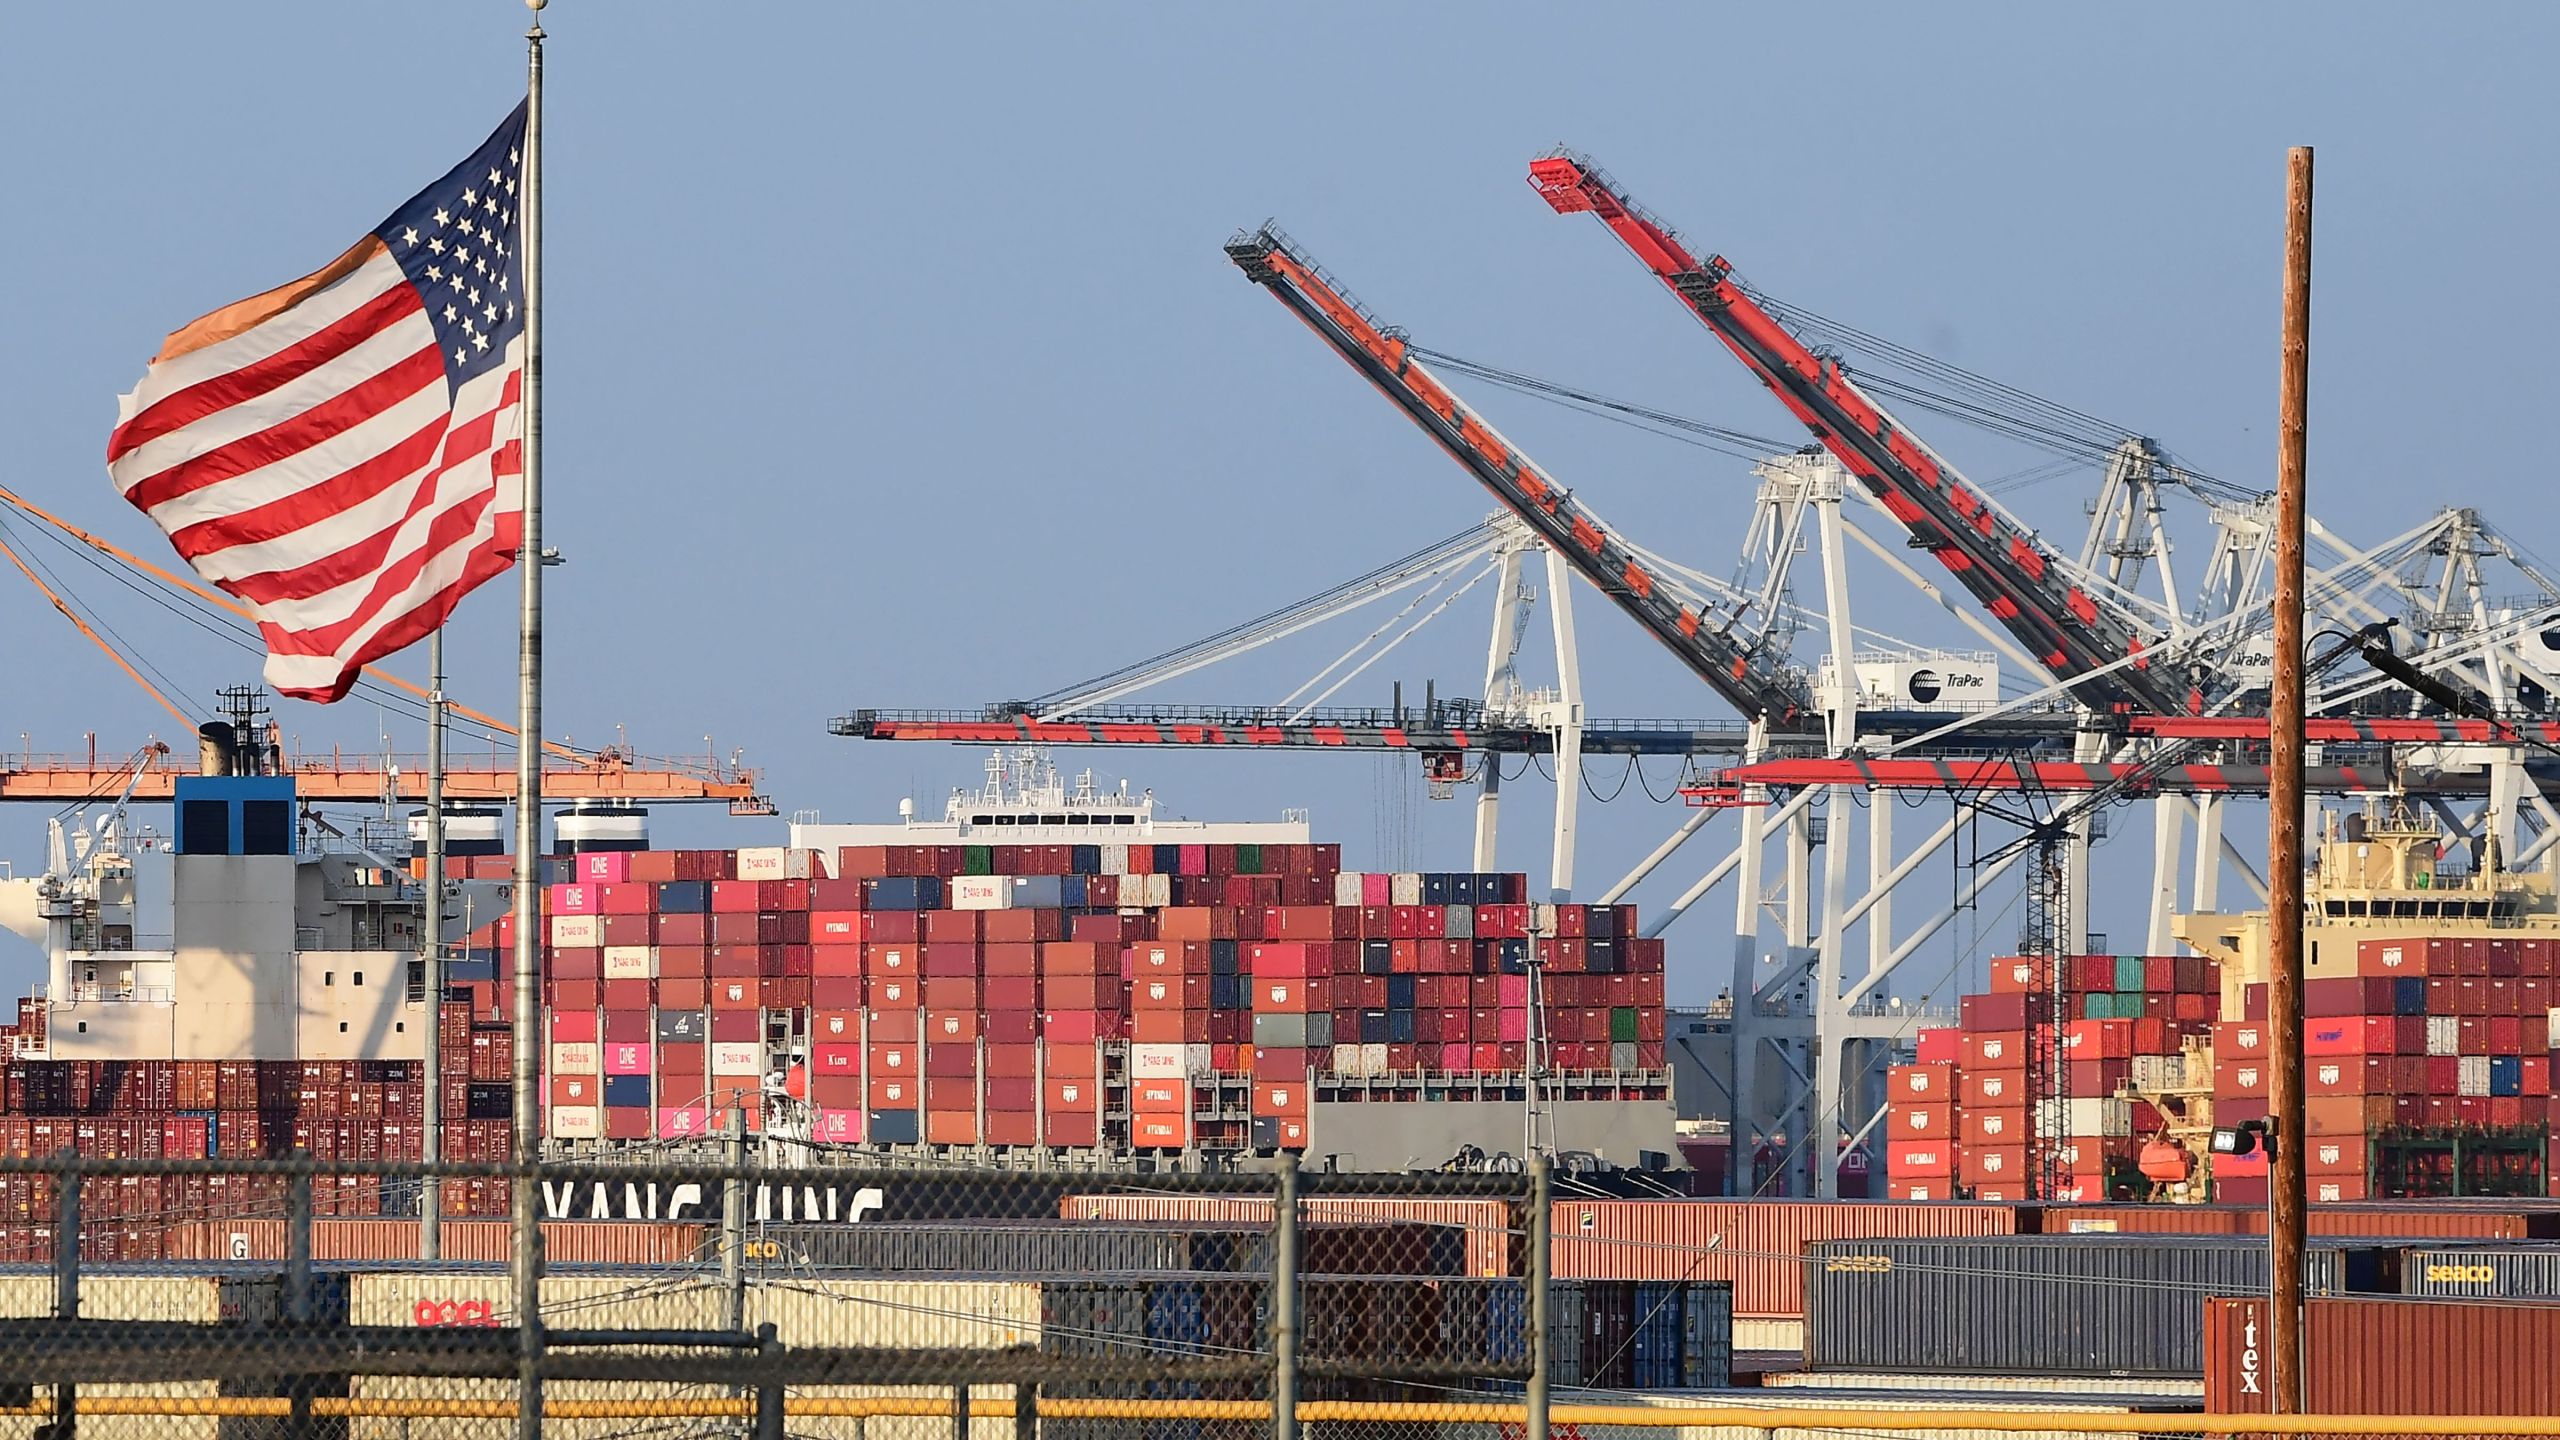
[
  {"left": 287, "top": 1166, "right": 315, "bottom": 1440},
  {"left": 49, "top": 1156, "right": 78, "bottom": 1440},
  {"left": 723, "top": 1101, "right": 748, "bottom": 1332},
  {"left": 1527, "top": 1156, "right": 1552, "bottom": 1440},
  {"left": 950, "top": 1382, "right": 969, "bottom": 1440},
  {"left": 1272, "top": 1152, "right": 1300, "bottom": 1440},
  {"left": 1013, "top": 1382, "right": 1037, "bottom": 1440},
  {"left": 754, "top": 1322, "right": 783, "bottom": 1440}
]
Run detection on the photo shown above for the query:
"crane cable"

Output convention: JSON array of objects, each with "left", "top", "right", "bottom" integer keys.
[
  {"left": 0, "top": 516, "right": 192, "bottom": 725},
  {"left": 0, "top": 481, "right": 576, "bottom": 759}
]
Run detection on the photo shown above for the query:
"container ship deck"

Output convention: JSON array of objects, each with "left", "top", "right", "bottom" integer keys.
[{"left": 0, "top": 746, "right": 1677, "bottom": 1224}]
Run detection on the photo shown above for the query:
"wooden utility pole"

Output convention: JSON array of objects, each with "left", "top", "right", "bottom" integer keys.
[{"left": 2267, "top": 144, "right": 2314, "bottom": 1415}]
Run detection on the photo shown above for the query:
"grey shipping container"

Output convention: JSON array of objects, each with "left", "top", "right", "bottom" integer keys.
[
  {"left": 2401, "top": 1243, "right": 2560, "bottom": 1299},
  {"left": 1803, "top": 1235, "right": 2380, "bottom": 1378}
]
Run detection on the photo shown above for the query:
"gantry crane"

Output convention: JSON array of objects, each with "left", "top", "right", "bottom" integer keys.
[
  {"left": 1526, "top": 151, "right": 2197, "bottom": 718},
  {"left": 1224, "top": 223, "right": 1819, "bottom": 733}
]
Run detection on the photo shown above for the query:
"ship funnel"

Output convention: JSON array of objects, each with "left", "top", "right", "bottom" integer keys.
[{"left": 197, "top": 722, "right": 237, "bottom": 777}]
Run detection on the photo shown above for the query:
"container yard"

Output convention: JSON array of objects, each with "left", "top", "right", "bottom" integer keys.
[{"left": 9, "top": 7, "right": 2560, "bottom": 1433}]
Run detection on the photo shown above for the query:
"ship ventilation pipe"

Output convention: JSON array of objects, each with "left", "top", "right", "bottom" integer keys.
[{"left": 198, "top": 722, "right": 237, "bottom": 777}]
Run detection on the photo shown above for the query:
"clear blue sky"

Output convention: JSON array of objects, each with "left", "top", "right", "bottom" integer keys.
[{"left": 3, "top": 4, "right": 2554, "bottom": 1001}]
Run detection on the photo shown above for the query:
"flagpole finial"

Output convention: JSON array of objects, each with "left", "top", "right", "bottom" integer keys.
[{"left": 527, "top": 0, "right": 546, "bottom": 9}]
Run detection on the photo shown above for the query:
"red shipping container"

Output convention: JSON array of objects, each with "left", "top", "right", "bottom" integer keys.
[
  {"left": 1959, "top": 1107, "right": 2027, "bottom": 1148},
  {"left": 864, "top": 912, "right": 922, "bottom": 943},
  {"left": 1958, "top": 1145, "right": 2031, "bottom": 1186},
  {"left": 1960, "top": 1030, "right": 2028, "bottom": 1072},
  {"left": 1959, "top": 1069, "right": 2025, "bottom": 1108},
  {"left": 1987, "top": 956, "right": 2053, "bottom": 994},
  {"left": 1043, "top": 1011, "right": 1101, "bottom": 1045}
]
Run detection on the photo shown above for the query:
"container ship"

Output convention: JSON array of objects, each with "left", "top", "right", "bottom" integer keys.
[{"left": 0, "top": 741, "right": 1677, "bottom": 1237}]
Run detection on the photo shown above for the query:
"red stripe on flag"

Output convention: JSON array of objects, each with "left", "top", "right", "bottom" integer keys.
[
  {"left": 107, "top": 283, "right": 419, "bottom": 465},
  {"left": 219, "top": 400, "right": 511, "bottom": 609},
  {"left": 261, "top": 507, "right": 520, "bottom": 704},
  {"left": 257, "top": 480, "right": 507, "bottom": 657},
  {"left": 164, "top": 413, "right": 450, "bottom": 565},
  {"left": 120, "top": 346, "right": 446, "bottom": 514}
]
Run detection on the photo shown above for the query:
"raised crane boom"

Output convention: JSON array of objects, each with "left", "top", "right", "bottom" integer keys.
[
  {"left": 1526, "top": 151, "right": 2193, "bottom": 718},
  {"left": 1227, "top": 224, "right": 1816, "bottom": 731}
]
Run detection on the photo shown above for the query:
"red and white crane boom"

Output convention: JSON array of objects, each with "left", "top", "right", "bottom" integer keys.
[{"left": 1527, "top": 151, "right": 2195, "bottom": 718}]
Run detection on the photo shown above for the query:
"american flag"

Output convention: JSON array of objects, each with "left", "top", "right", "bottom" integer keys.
[{"left": 107, "top": 103, "right": 530, "bottom": 703}]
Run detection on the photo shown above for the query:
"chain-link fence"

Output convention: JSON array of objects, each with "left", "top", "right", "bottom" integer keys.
[
  {"left": 15, "top": 1151, "right": 2560, "bottom": 1440},
  {"left": 0, "top": 1152, "right": 1565, "bottom": 1440}
]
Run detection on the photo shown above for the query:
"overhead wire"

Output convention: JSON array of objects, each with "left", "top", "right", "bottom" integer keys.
[
  {"left": 1407, "top": 345, "right": 1795, "bottom": 463},
  {"left": 0, "top": 512, "right": 200, "bottom": 718},
  {"left": 9, "top": 505, "right": 523, "bottom": 751}
]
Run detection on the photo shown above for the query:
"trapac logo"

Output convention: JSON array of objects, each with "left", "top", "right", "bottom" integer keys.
[
  {"left": 1824, "top": 1254, "right": 1894, "bottom": 1274},
  {"left": 2425, "top": 1264, "right": 2498, "bottom": 1284}
]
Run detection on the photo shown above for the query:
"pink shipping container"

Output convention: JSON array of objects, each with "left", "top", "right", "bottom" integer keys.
[
  {"left": 1550, "top": 1199, "right": 2018, "bottom": 1317},
  {"left": 579, "top": 852, "right": 632, "bottom": 884},
  {"left": 812, "top": 1109, "right": 862, "bottom": 1143},
  {"left": 657, "top": 1105, "right": 710, "bottom": 1140},
  {"left": 602, "top": 1042, "right": 651, "bottom": 1076},
  {"left": 1059, "top": 1194, "right": 1517, "bottom": 1277}
]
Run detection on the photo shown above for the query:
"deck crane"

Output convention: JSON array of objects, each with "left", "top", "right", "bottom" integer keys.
[
  {"left": 1224, "top": 224, "right": 1820, "bottom": 734},
  {"left": 1526, "top": 151, "right": 2196, "bottom": 719}
]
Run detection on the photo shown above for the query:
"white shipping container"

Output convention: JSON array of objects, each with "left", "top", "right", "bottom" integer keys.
[
  {"left": 1183, "top": 1043, "right": 1214, "bottom": 1076},
  {"left": 2130, "top": 1055, "right": 2179, "bottom": 1093},
  {"left": 735, "top": 847, "right": 814, "bottom": 881},
  {"left": 1142, "top": 873, "right": 1172, "bottom": 907},
  {"left": 601, "top": 945, "right": 655, "bottom": 980},
  {"left": 547, "top": 1105, "right": 601, "bottom": 1139},
  {"left": 949, "top": 876, "right": 1013, "bottom": 910},
  {"left": 2459, "top": 1055, "right": 2492, "bottom": 1097},
  {"left": 1361, "top": 1042, "right": 1389, "bottom": 1076},
  {"left": 712, "top": 1041, "right": 764, "bottom": 1075},
  {"left": 1390, "top": 873, "right": 1424, "bottom": 906},
  {"left": 1101, "top": 844, "right": 1128, "bottom": 875},
  {"left": 1130, "top": 1043, "right": 1186, "bottom": 1078},
  {"left": 1334, "top": 872, "right": 1365, "bottom": 907},
  {"left": 2427, "top": 1015, "right": 2462, "bottom": 1057},
  {"left": 1444, "top": 904, "right": 1475, "bottom": 939},
  {"left": 2038, "top": 1097, "right": 2131, "bottom": 1137},
  {"left": 549, "top": 914, "right": 602, "bottom": 947},
  {"left": 548, "top": 1042, "right": 600, "bottom": 1075}
]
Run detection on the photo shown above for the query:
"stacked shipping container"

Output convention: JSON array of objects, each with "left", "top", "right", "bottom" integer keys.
[
  {"left": 1885, "top": 954, "right": 2216, "bottom": 1201},
  {"left": 2213, "top": 936, "right": 2557, "bottom": 1202},
  {"left": 473, "top": 843, "right": 1673, "bottom": 1157}
]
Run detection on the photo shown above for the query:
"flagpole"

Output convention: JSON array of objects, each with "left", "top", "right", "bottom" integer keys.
[
  {"left": 510, "top": 6, "right": 547, "bottom": 1439},
  {"left": 421, "top": 626, "right": 445, "bottom": 1261}
]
